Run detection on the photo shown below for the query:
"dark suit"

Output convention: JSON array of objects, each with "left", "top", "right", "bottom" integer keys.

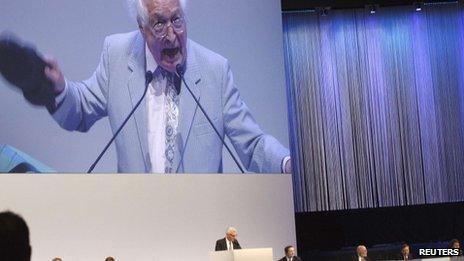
[
  {"left": 397, "top": 253, "right": 413, "bottom": 260},
  {"left": 351, "top": 256, "right": 372, "bottom": 261},
  {"left": 215, "top": 238, "right": 242, "bottom": 251},
  {"left": 278, "top": 256, "right": 301, "bottom": 261}
]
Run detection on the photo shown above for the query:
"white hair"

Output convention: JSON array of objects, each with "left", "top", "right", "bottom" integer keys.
[
  {"left": 226, "top": 227, "right": 237, "bottom": 234},
  {"left": 127, "top": 0, "right": 187, "bottom": 26}
]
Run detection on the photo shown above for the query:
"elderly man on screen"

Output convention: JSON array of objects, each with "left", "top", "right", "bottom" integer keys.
[{"left": 44, "top": 0, "right": 291, "bottom": 173}]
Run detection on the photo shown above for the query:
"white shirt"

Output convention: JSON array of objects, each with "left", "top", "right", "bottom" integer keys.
[
  {"left": 146, "top": 45, "right": 167, "bottom": 173},
  {"left": 226, "top": 238, "right": 234, "bottom": 250}
]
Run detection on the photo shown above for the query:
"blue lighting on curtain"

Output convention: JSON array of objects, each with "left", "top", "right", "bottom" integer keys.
[{"left": 283, "top": 4, "right": 464, "bottom": 212}]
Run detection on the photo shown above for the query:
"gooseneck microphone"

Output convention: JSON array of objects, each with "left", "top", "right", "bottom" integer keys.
[
  {"left": 87, "top": 71, "right": 153, "bottom": 173},
  {"left": 176, "top": 64, "right": 245, "bottom": 173}
]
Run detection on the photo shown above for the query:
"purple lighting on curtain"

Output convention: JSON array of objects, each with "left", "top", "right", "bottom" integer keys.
[{"left": 283, "top": 4, "right": 464, "bottom": 212}]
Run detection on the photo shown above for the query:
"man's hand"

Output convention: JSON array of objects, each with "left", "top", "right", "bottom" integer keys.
[
  {"left": 43, "top": 57, "right": 65, "bottom": 95},
  {"left": 284, "top": 157, "right": 292, "bottom": 174}
]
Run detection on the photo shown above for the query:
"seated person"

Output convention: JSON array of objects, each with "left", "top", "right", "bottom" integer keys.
[
  {"left": 352, "top": 245, "right": 372, "bottom": 261},
  {"left": 278, "top": 245, "right": 301, "bottom": 261},
  {"left": 449, "top": 239, "right": 463, "bottom": 256},
  {"left": 0, "top": 211, "right": 31, "bottom": 261},
  {"left": 398, "top": 243, "right": 413, "bottom": 260}
]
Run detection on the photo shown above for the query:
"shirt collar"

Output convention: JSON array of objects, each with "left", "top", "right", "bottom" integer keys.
[{"left": 145, "top": 44, "right": 158, "bottom": 73}]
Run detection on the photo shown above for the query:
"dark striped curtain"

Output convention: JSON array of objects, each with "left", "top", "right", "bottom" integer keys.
[{"left": 283, "top": 3, "right": 464, "bottom": 212}]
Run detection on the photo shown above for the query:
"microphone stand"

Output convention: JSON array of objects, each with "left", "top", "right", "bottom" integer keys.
[
  {"left": 176, "top": 65, "right": 245, "bottom": 173},
  {"left": 87, "top": 71, "right": 153, "bottom": 173}
]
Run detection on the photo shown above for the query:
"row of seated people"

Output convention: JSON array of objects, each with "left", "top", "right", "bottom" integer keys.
[{"left": 352, "top": 241, "right": 463, "bottom": 261}]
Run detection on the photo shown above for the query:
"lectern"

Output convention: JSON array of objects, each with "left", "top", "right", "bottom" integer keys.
[{"left": 209, "top": 248, "right": 273, "bottom": 261}]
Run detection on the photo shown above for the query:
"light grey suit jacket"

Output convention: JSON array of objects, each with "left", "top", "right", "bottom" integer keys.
[{"left": 52, "top": 31, "right": 289, "bottom": 173}]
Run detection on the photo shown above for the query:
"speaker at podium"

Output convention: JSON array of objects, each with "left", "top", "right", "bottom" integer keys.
[{"left": 209, "top": 248, "right": 273, "bottom": 261}]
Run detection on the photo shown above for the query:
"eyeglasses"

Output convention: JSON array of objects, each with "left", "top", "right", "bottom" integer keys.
[{"left": 150, "top": 16, "right": 185, "bottom": 38}]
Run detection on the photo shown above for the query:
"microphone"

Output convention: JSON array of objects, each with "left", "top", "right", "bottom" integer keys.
[
  {"left": 87, "top": 71, "right": 153, "bottom": 173},
  {"left": 173, "top": 71, "right": 181, "bottom": 95},
  {"left": 176, "top": 64, "right": 245, "bottom": 173}
]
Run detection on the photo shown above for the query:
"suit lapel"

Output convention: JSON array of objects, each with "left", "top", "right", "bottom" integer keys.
[
  {"left": 233, "top": 240, "right": 240, "bottom": 249},
  {"left": 127, "top": 33, "right": 149, "bottom": 171},
  {"left": 174, "top": 40, "right": 202, "bottom": 173}
]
